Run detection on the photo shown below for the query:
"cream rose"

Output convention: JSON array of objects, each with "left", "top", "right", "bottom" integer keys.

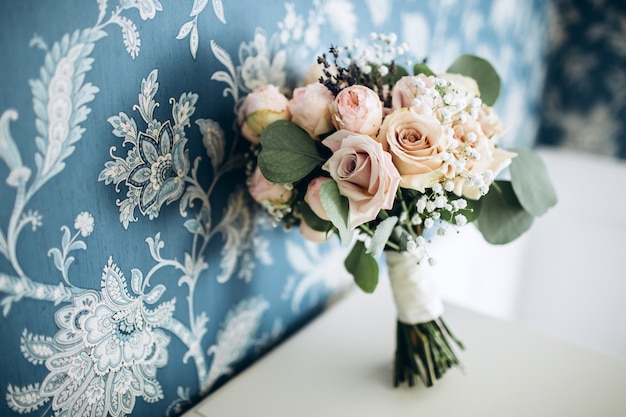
[
  {"left": 330, "top": 85, "right": 383, "bottom": 136},
  {"left": 376, "top": 109, "right": 452, "bottom": 192},
  {"left": 322, "top": 130, "right": 401, "bottom": 229},
  {"left": 477, "top": 105, "right": 507, "bottom": 139},
  {"left": 247, "top": 167, "right": 293, "bottom": 207},
  {"left": 238, "top": 85, "right": 290, "bottom": 144},
  {"left": 450, "top": 118, "right": 516, "bottom": 199},
  {"left": 438, "top": 73, "right": 480, "bottom": 98},
  {"left": 289, "top": 83, "right": 335, "bottom": 138},
  {"left": 391, "top": 74, "right": 440, "bottom": 115}
]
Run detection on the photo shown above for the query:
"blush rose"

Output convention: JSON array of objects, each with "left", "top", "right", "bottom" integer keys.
[
  {"left": 289, "top": 83, "right": 335, "bottom": 138},
  {"left": 247, "top": 167, "right": 293, "bottom": 207},
  {"left": 322, "top": 130, "right": 401, "bottom": 229},
  {"left": 238, "top": 85, "right": 290, "bottom": 144},
  {"left": 329, "top": 85, "right": 383, "bottom": 136}
]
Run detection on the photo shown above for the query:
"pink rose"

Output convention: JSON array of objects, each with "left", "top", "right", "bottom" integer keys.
[
  {"left": 247, "top": 167, "right": 293, "bottom": 207},
  {"left": 375, "top": 109, "right": 452, "bottom": 192},
  {"left": 391, "top": 75, "right": 440, "bottom": 115},
  {"left": 322, "top": 130, "right": 401, "bottom": 229},
  {"left": 289, "top": 83, "right": 335, "bottom": 138},
  {"left": 299, "top": 220, "right": 332, "bottom": 243},
  {"left": 238, "top": 85, "right": 290, "bottom": 144},
  {"left": 304, "top": 176, "right": 332, "bottom": 220},
  {"left": 330, "top": 85, "right": 383, "bottom": 136}
]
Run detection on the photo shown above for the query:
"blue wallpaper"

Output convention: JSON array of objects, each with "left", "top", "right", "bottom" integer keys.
[{"left": 0, "top": 1, "right": 548, "bottom": 416}]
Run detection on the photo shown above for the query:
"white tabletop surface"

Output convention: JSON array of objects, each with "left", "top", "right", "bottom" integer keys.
[{"left": 187, "top": 277, "right": 626, "bottom": 417}]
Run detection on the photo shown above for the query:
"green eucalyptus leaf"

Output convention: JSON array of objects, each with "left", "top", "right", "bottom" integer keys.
[
  {"left": 446, "top": 54, "right": 501, "bottom": 106},
  {"left": 345, "top": 240, "right": 379, "bottom": 293},
  {"left": 475, "top": 180, "right": 534, "bottom": 244},
  {"left": 509, "top": 147, "right": 558, "bottom": 217},
  {"left": 320, "top": 180, "right": 354, "bottom": 246},
  {"left": 258, "top": 120, "right": 324, "bottom": 183},
  {"left": 367, "top": 216, "right": 398, "bottom": 258},
  {"left": 413, "top": 62, "right": 436, "bottom": 77}
]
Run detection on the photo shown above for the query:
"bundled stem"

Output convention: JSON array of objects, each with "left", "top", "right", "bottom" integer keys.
[{"left": 394, "top": 317, "right": 464, "bottom": 387}]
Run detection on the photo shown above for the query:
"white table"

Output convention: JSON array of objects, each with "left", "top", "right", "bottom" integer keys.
[{"left": 186, "top": 279, "right": 626, "bottom": 417}]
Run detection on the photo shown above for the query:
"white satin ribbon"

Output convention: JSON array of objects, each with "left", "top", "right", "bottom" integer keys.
[{"left": 385, "top": 251, "right": 444, "bottom": 324}]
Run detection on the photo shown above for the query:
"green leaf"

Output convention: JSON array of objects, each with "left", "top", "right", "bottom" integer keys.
[
  {"left": 258, "top": 120, "right": 324, "bottom": 183},
  {"left": 345, "top": 241, "right": 379, "bottom": 293},
  {"left": 367, "top": 216, "right": 398, "bottom": 258},
  {"left": 413, "top": 63, "right": 436, "bottom": 77},
  {"left": 446, "top": 54, "right": 501, "bottom": 106},
  {"left": 297, "top": 200, "right": 333, "bottom": 233},
  {"left": 320, "top": 180, "right": 354, "bottom": 246},
  {"left": 475, "top": 180, "right": 534, "bottom": 244},
  {"left": 509, "top": 147, "right": 557, "bottom": 217}
]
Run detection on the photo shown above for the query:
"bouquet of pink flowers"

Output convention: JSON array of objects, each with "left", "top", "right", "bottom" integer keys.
[{"left": 240, "top": 34, "right": 556, "bottom": 387}]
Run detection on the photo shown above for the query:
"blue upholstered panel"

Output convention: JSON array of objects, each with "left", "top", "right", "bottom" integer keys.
[
  {"left": 537, "top": 0, "right": 626, "bottom": 158},
  {"left": 0, "top": 1, "right": 547, "bottom": 416}
]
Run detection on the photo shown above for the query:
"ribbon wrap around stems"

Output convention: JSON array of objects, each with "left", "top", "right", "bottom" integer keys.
[{"left": 385, "top": 250, "right": 444, "bottom": 325}]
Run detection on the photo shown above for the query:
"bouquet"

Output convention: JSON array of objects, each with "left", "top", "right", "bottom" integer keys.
[{"left": 239, "top": 33, "right": 556, "bottom": 387}]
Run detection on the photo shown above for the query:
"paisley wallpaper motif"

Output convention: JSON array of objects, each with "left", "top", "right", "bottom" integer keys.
[{"left": 0, "top": 1, "right": 547, "bottom": 415}]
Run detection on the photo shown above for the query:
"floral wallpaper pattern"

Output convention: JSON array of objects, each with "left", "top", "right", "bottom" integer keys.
[{"left": 0, "top": 1, "right": 547, "bottom": 416}]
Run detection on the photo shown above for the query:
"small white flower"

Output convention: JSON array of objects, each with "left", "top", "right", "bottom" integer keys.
[
  {"left": 467, "top": 132, "right": 477, "bottom": 143},
  {"left": 413, "top": 77, "right": 426, "bottom": 88},
  {"left": 445, "top": 181, "right": 455, "bottom": 192},
  {"left": 425, "top": 201, "right": 436, "bottom": 213},
  {"left": 424, "top": 218, "right": 435, "bottom": 228},
  {"left": 432, "top": 182, "right": 443, "bottom": 194},
  {"left": 416, "top": 197, "right": 427, "bottom": 213},
  {"left": 428, "top": 257, "right": 437, "bottom": 266},
  {"left": 455, "top": 214, "right": 468, "bottom": 226},
  {"left": 435, "top": 196, "right": 447, "bottom": 208},
  {"left": 471, "top": 97, "right": 482, "bottom": 107},
  {"left": 443, "top": 94, "right": 453, "bottom": 105},
  {"left": 74, "top": 212, "right": 95, "bottom": 237},
  {"left": 378, "top": 65, "right": 389, "bottom": 76}
]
